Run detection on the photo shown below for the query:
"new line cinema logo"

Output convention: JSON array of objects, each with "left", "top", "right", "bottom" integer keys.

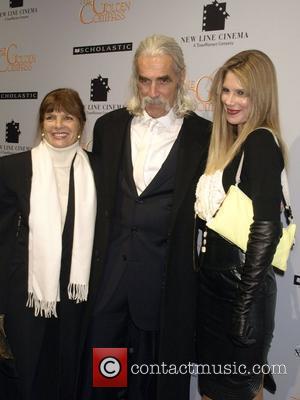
[
  {"left": 202, "top": 0, "right": 230, "bottom": 31},
  {"left": 0, "top": 120, "right": 31, "bottom": 157},
  {"left": 86, "top": 74, "right": 123, "bottom": 115},
  {"left": 182, "top": 0, "right": 249, "bottom": 112},
  {"left": 181, "top": 0, "right": 249, "bottom": 48},
  {"left": 0, "top": 0, "right": 38, "bottom": 21}
]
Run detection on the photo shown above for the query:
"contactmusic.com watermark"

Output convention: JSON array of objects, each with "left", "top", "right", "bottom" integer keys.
[{"left": 92, "top": 348, "right": 288, "bottom": 387}]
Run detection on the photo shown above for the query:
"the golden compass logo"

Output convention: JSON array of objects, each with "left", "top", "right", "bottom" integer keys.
[{"left": 80, "top": 0, "right": 132, "bottom": 24}]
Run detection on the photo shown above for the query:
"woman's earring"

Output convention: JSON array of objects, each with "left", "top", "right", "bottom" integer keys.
[
  {"left": 77, "top": 134, "right": 81, "bottom": 140},
  {"left": 41, "top": 130, "right": 45, "bottom": 138}
]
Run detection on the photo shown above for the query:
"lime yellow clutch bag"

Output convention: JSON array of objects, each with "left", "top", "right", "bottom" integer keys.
[{"left": 206, "top": 184, "right": 296, "bottom": 271}]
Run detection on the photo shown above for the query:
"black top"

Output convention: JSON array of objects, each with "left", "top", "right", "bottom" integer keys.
[{"left": 223, "top": 128, "right": 284, "bottom": 221}]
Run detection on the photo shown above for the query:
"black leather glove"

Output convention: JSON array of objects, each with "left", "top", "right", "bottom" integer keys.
[
  {"left": 230, "top": 221, "right": 282, "bottom": 347},
  {"left": 0, "top": 314, "right": 14, "bottom": 360}
]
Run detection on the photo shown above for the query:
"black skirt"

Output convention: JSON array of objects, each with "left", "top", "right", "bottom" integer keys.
[{"left": 196, "top": 229, "right": 277, "bottom": 400}]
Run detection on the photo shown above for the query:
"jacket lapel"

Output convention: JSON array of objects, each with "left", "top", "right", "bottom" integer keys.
[
  {"left": 140, "top": 131, "right": 181, "bottom": 198},
  {"left": 103, "top": 113, "right": 133, "bottom": 212},
  {"left": 169, "top": 115, "right": 209, "bottom": 233},
  {"left": 122, "top": 123, "right": 139, "bottom": 196}
]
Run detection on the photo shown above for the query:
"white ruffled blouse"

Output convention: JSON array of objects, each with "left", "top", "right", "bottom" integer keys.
[{"left": 194, "top": 169, "right": 226, "bottom": 222}]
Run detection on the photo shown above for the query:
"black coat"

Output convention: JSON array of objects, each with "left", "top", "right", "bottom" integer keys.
[
  {"left": 89, "top": 108, "right": 211, "bottom": 400},
  {"left": 0, "top": 150, "right": 101, "bottom": 400}
]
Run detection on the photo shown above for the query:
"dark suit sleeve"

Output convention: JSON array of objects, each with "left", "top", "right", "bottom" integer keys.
[
  {"left": 92, "top": 117, "right": 103, "bottom": 155},
  {"left": 0, "top": 158, "right": 19, "bottom": 314}
]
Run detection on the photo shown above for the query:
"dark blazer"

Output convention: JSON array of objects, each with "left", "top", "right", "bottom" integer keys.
[
  {"left": 90, "top": 108, "right": 211, "bottom": 400},
  {"left": 0, "top": 149, "right": 101, "bottom": 400}
]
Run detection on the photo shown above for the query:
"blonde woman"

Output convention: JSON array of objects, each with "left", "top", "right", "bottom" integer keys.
[{"left": 194, "top": 50, "right": 285, "bottom": 399}]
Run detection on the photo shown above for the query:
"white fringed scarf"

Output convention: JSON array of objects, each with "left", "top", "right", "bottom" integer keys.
[{"left": 27, "top": 141, "right": 97, "bottom": 317}]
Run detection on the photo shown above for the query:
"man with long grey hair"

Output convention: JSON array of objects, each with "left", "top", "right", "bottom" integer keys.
[
  {"left": 127, "top": 35, "right": 195, "bottom": 118},
  {"left": 80, "top": 34, "right": 211, "bottom": 400}
]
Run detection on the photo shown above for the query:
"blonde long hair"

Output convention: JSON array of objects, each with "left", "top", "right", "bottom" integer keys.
[{"left": 206, "top": 50, "right": 285, "bottom": 174}]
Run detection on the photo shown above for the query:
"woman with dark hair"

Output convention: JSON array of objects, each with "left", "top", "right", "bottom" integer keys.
[{"left": 0, "top": 88, "right": 99, "bottom": 400}]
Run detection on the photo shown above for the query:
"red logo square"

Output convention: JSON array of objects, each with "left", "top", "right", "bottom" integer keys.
[{"left": 93, "top": 348, "right": 128, "bottom": 387}]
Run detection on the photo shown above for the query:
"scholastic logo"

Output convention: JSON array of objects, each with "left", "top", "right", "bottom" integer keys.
[
  {"left": 73, "top": 42, "right": 132, "bottom": 55},
  {"left": 93, "top": 348, "right": 127, "bottom": 387},
  {"left": 0, "top": 91, "right": 38, "bottom": 100}
]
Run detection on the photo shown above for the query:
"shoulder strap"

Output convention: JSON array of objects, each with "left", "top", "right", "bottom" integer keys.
[
  {"left": 257, "top": 126, "right": 294, "bottom": 224},
  {"left": 281, "top": 170, "right": 294, "bottom": 224},
  {"left": 234, "top": 152, "right": 244, "bottom": 185}
]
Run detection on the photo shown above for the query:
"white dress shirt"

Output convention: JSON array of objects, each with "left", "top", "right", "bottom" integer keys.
[{"left": 131, "top": 109, "right": 183, "bottom": 195}]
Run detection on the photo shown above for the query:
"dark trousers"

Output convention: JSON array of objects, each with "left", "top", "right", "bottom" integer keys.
[
  {"left": 0, "top": 359, "right": 20, "bottom": 400},
  {"left": 79, "top": 273, "right": 159, "bottom": 400}
]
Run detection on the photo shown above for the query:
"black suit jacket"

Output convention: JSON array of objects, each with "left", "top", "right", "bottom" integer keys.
[
  {"left": 90, "top": 108, "right": 211, "bottom": 400},
  {"left": 0, "top": 149, "right": 101, "bottom": 400}
]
